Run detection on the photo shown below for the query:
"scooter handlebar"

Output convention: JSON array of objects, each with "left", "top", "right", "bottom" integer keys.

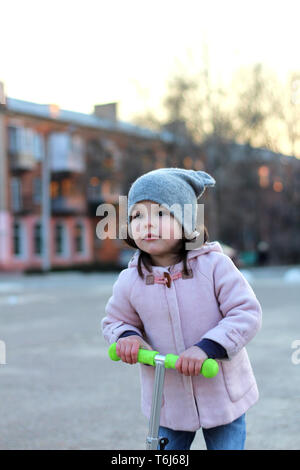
[{"left": 108, "top": 342, "right": 219, "bottom": 378}]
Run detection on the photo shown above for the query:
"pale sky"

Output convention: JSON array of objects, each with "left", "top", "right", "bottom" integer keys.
[{"left": 1, "top": 0, "right": 300, "bottom": 122}]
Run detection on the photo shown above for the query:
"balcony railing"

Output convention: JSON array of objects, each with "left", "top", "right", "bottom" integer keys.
[
  {"left": 87, "top": 185, "right": 119, "bottom": 205},
  {"left": 50, "top": 156, "right": 86, "bottom": 174},
  {"left": 51, "top": 195, "right": 86, "bottom": 214},
  {"left": 11, "top": 195, "right": 36, "bottom": 213},
  {"left": 9, "top": 151, "right": 36, "bottom": 171},
  {"left": 87, "top": 185, "right": 104, "bottom": 203}
]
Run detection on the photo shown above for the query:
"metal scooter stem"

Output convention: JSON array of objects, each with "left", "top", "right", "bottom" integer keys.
[
  {"left": 108, "top": 342, "right": 218, "bottom": 450},
  {"left": 146, "top": 354, "right": 168, "bottom": 450}
]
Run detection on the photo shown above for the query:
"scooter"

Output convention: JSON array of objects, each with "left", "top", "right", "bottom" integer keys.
[{"left": 108, "top": 342, "right": 219, "bottom": 450}]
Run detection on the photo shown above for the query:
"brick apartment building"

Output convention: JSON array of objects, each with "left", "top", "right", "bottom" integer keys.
[{"left": 0, "top": 82, "right": 210, "bottom": 273}]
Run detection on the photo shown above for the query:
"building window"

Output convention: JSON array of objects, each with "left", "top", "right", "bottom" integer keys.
[
  {"left": 13, "top": 220, "right": 26, "bottom": 258},
  {"left": 8, "top": 126, "right": 43, "bottom": 159},
  {"left": 74, "top": 221, "right": 85, "bottom": 254},
  {"left": 62, "top": 179, "right": 72, "bottom": 197},
  {"left": 33, "top": 178, "right": 42, "bottom": 204},
  {"left": 54, "top": 222, "right": 68, "bottom": 257},
  {"left": 49, "top": 132, "right": 85, "bottom": 172},
  {"left": 8, "top": 126, "right": 20, "bottom": 153},
  {"left": 50, "top": 181, "right": 60, "bottom": 199},
  {"left": 33, "top": 133, "right": 44, "bottom": 161},
  {"left": 33, "top": 222, "right": 42, "bottom": 256},
  {"left": 11, "top": 177, "right": 22, "bottom": 212}
]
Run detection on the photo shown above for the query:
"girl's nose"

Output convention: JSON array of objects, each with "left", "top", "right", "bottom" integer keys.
[
  {"left": 144, "top": 216, "right": 157, "bottom": 231},
  {"left": 145, "top": 219, "right": 153, "bottom": 229},
  {"left": 144, "top": 214, "right": 152, "bottom": 226}
]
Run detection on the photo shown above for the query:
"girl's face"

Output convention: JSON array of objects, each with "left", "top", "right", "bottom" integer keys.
[{"left": 129, "top": 200, "right": 182, "bottom": 259}]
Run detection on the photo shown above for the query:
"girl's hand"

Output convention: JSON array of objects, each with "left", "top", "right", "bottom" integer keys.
[
  {"left": 175, "top": 346, "right": 208, "bottom": 376},
  {"left": 116, "top": 336, "right": 152, "bottom": 365}
]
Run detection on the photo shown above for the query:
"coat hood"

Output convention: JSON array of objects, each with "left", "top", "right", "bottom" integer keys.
[{"left": 127, "top": 241, "right": 224, "bottom": 270}]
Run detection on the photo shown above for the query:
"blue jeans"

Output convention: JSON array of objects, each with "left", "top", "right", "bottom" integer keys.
[{"left": 158, "top": 413, "right": 246, "bottom": 450}]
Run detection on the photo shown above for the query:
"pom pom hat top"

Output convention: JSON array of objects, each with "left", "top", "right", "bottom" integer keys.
[{"left": 127, "top": 167, "right": 216, "bottom": 239}]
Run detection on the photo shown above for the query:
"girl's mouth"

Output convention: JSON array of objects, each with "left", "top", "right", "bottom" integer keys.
[{"left": 143, "top": 234, "right": 160, "bottom": 241}]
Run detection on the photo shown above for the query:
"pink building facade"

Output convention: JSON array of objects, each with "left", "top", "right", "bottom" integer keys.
[{"left": 0, "top": 214, "right": 93, "bottom": 272}]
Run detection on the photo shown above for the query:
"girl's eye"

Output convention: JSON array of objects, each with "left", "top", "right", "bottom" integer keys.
[{"left": 132, "top": 210, "right": 166, "bottom": 219}]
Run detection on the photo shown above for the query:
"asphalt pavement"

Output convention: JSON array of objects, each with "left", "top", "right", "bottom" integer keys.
[{"left": 0, "top": 266, "right": 299, "bottom": 450}]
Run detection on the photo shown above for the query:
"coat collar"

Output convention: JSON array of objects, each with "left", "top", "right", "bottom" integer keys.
[{"left": 127, "top": 241, "right": 224, "bottom": 274}]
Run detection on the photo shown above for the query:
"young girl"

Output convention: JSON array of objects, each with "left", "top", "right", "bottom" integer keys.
[{"left": 101, "top": 167, "right": 262, "bottom": 450}]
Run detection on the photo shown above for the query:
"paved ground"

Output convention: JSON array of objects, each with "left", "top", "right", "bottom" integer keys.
[{"left": 0, "top": 265, "right": 299, "bottom": 450}]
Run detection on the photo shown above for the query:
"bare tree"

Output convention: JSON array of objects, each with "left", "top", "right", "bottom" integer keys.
[
  {"left": 230, "top": 63, "right": 286, "bottom": 151},
  {"left": 131, "top": 46, "right": 300, "bottom": 161},
  {"left": 131, "top": 46, "right": 236, "bottom": 144},
  {"left": 281, "top": 72, "right": 300, "bottom": 156}
]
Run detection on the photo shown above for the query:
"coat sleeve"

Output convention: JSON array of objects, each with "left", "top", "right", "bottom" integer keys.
[
  {"left": 101, "top": 269, "right": 144, "bottom": 345},
  {"left": 200, "top": 254, "right": 262, "bottom": 360}
]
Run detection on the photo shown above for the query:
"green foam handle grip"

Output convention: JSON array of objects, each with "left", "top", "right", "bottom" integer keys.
[
  {"left": 108, "top": 342, "right": 219, "bottom": 378},
  {"left": 108, "top": 342, "right": 159, "bottom": 366},
  {"left": 164, "top": 353, "right": 219, "bottom": 378}
]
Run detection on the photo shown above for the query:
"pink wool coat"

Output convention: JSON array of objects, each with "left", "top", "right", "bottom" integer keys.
[{"left": 101, "top": 241, "right": 262, "bottom": 431}]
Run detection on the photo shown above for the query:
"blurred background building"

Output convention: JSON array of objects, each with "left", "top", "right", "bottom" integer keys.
[{"left": 0, "top": 80, "right": 299, "bottom": 273}]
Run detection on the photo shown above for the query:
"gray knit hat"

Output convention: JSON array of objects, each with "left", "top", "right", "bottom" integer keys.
[{"left": 127, "top": 167, "right": 216, "bottom": 239}]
